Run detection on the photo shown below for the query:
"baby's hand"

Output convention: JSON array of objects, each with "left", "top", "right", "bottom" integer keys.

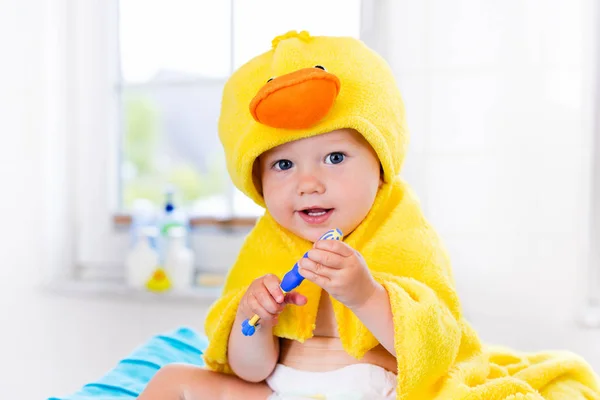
[
  {"left": 298, "top": 240, "right": 379, "bottom": 309},
  {"left": 239, "top": 274, "right": 307, "bottom": 327}
]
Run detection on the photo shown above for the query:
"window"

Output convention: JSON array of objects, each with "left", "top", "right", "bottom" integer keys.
[
  {"left": 65, "top": 0, "right": 373, "bottom": 284},
  {"left": 117, "top": 0, "right": 363, "bottom": 219}
]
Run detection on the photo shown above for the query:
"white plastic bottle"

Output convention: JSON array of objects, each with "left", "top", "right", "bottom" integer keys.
[
  {"left": 125, "top": 226, "right": 160, "bottom": 289},
  {"left": 164, "top": 226, "right": 195, "bottom": 290},
  {"left": 157, "top": 189, "right": 188, "bottom": 265}
]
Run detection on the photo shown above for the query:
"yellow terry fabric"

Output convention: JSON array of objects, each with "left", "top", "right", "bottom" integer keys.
[{"left": 203, "top": 177, "right": 600, "bottom": 399}]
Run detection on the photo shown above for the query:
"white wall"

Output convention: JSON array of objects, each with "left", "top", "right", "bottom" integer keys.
[
  {"left": 382, "top": 0, "right": 597, "bottom": 325},
  {"left": 0, "top": 2, "right": 210, "bottom": 399},
  {"left": 384, "top": 0, "right": 600, "bottom": 368},
  {"left": 0, "top": 1, "right": 598, "bottom": 399}
]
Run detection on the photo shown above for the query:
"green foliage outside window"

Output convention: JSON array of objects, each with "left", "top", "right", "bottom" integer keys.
[{"left": 121, "top": 94, "right": 226, "bottom": 209}]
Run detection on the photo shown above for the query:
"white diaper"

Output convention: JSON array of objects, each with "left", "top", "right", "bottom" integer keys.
[{"left": 266, "top": 363, "right": 397, "bottom": 400}]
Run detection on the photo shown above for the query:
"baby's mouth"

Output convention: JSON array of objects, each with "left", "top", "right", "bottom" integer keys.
[
  {"left": 300, "top": 207, "right": 333, "bottom": 216},
  {"left": 297, "top": 207, "right": 335, "bottom": 225}
]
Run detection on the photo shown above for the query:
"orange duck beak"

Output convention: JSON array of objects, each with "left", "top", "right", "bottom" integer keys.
[{"left": 249, "top": 67, "right": 341, "bottom": 130}]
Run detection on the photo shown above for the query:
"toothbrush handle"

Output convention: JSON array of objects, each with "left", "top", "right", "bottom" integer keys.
[
  {"left": 241, "top": 228, "right": 343, "bottom": 337},
  {"left": 241, "top": 254, "right": 306, "bottom": 337}
]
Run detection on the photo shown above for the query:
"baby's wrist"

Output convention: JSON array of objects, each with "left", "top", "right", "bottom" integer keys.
[{"left": 349, "top": 280, "right": 383, "bottom": 312}]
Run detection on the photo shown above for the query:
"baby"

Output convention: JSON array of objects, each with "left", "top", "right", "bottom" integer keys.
[{"left": 139, "top": 31, "right": 599, "bottom": 400}]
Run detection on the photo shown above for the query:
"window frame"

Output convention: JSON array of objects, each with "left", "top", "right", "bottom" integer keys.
[{"left": 583, "top": 0, "right": 600, "bottom": 326}]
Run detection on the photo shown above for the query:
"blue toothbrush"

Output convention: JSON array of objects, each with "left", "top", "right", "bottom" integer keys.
[{"left": 241, "top": 228, "right": 343, "bottom": 336}]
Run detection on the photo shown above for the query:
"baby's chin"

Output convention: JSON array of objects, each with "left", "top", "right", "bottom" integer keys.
[
  {"left": 293, "top": 225, "right": 356, "bottom": 243},
  {"left": 287, "top": 226, "right": 330, "bottom": 243},
  {"left": 285, "top": 227, "right": 317, "bottom": 243}
]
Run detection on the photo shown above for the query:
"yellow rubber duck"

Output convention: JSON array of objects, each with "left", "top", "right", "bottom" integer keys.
[{"left": 145, "top": 267, "right": 171, "bottom": 292}]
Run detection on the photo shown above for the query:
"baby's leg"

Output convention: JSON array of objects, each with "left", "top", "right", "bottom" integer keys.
[{"left": 137, "top": 363, "right": 273, "bottom": 400}]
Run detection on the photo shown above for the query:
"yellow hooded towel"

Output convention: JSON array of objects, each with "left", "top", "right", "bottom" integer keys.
[{"left": 203, "top": 31, "right": 600, "bottom": 399}]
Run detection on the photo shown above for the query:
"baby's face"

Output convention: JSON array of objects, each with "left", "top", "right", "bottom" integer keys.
[{"left": 258, "top": 128, "right": 382, "bottom": 242}]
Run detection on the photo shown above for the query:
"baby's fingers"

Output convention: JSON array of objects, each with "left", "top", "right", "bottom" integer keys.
[
  {"left": 256, "top": 285, "right": 284, "bottom": 315},
  {"left": 247, "top": 292, "right": 278, "bottom": 322},
  {"left": 263, "top": 274, "right": 285, "bottom": 304},
  {"left": 298, "top": 264, "right": 331, "bottom": 289},
  {"left": 284, "top": 291, "right": 307, "bottom": 306}
]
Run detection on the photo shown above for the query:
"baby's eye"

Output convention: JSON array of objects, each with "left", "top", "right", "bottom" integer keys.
[
  {"left": 267, "top": 77, "right": 275, "bottom": 83},
  {"left": 273, "top": 159, "right": 293, "bottom": 171},
  {"left": 325, "top": 152, "right": 345, "bottom": 165},
  {"left": 314, "top": 65, "right": 326, "bottom": 71}
]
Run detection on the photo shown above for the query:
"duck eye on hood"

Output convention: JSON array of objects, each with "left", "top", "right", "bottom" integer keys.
[{"left": 266, "top": 65, "right": 325, "bottom": 83}]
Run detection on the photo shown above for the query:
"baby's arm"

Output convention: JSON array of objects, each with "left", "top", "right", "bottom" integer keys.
[
  {"left": 228, "top": 309, "right": 280, "bottom": 381},
  {"left": 349, "top": 283, "right": 396, "bottom": 356},
  {"left": 298, "top": 239, "right": 396, "bottom": 356},
  {"left": 227, "top": 273, "right": 306, "bottom": 382}
]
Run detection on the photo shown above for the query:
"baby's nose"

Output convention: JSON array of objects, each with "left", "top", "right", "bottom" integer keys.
[
  {"left": 249, "top": 68, "right": 341, "bottom": 130},
  {"left": 297, "top": 174, "right": 326, "bottom": 195}
]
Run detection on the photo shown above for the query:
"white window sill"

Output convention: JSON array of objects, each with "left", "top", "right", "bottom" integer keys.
[{"left": 43, "top": 278, "right": 222, "bottom": 303}]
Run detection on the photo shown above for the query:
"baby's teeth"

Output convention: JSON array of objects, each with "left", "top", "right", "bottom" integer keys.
[{"left": 308, "top": 211, "right": 326, "bottom": 216}]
